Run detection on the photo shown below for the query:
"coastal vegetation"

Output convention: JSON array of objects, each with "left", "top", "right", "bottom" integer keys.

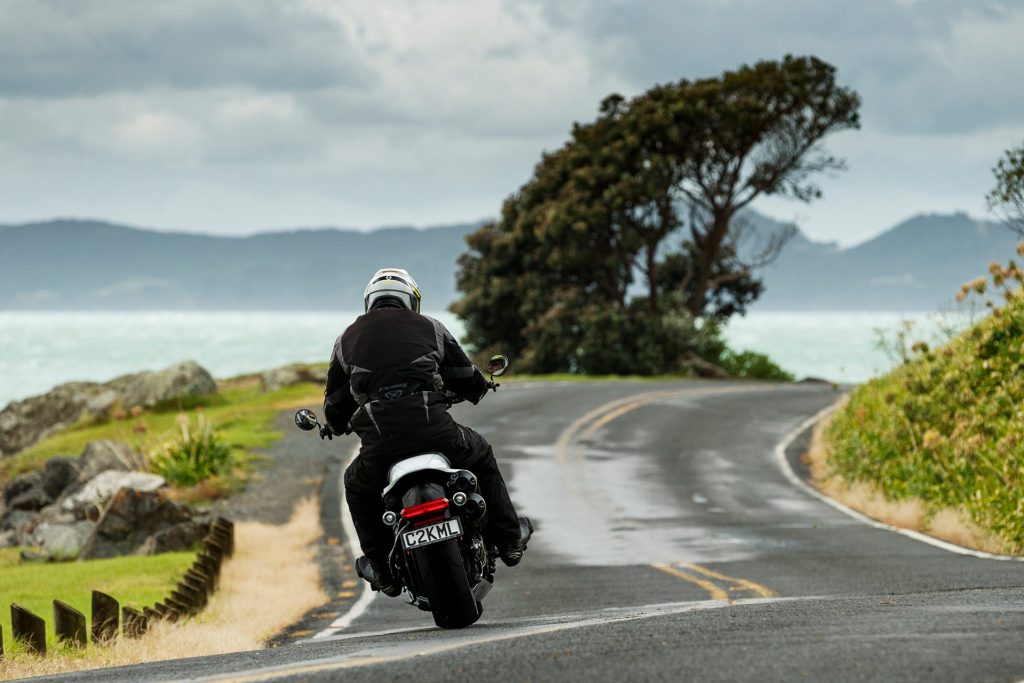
[
  {"left": 452, "top": 55, "right": 859, "bottom": 376},
  {"left": 823, "top": 143, "right": 1024, "bottom": 553}
]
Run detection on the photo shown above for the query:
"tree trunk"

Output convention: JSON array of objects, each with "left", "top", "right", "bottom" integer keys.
[
  {"left": 646, "top": 241, "right": 659, "bottom": 312},
  {"left": 685, "top": 211, "right": 731, "bottom": 317}
]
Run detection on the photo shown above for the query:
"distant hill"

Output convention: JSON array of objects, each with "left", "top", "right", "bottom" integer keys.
[
  {"left": 0, "top": 220, "right": 481, "bottom": 310},
  {"left": 752, "top": 212, "right": 1020, "bottom": 311},
  {"left": 0, "top": 212, "right": 1018, "bottom": 311}
]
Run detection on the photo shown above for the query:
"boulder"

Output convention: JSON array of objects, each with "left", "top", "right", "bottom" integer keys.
[
  {"left": 4, "top": 470, "right": 44, "bottom": 507},
  {"left": 138, "top": 520, "right": 209, "bottom": 555},
  {"left": 0, "top": 381, "right": 103, "bottom": 456},
  {"left": 42, "top": 457, "right": 80, "bottom": 499},
  {"left": 107, "top": 360, "right": 217, "bottom": 409},
  {"left": 80, "top": 489, "right": 206, "bottom": 560},
  {"left": 0, "top": 509, "right": 37, "bottom": 537},
  {"left": 24, "top": 521, "right": 95, "bottom": 561},
  {"left": 261, "top": 364, "right": 327, "bottom": 392},
  {"left": 0, "top": 361, "right": 217, "bottom": 457},
  {"left": 4, "top": 471, "right": 52, "bottom": 511},
  {"left": 76, "top": 440, "right": 145, "bottom": 482},
  {"left": 61, "top": 470, "right": 166, "bottom": 515}
]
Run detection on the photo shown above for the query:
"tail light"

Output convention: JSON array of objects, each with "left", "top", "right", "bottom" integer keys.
[{"left": 401, "top": 497, "right": 449, "bottom": 521}]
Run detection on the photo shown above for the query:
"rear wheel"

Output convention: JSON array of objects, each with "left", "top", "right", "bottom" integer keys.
[{"left": 411, "top": 538, "right": 480, "bottom": 629}]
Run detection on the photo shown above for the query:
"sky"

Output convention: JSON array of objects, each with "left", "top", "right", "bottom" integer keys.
[{"left": 0, "top": 0, "right": 1022, "bottom": 246}]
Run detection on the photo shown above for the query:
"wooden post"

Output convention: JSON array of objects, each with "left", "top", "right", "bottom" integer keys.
[
  {"left": 122, "top": 607, "right": 149, "bottom": 639},
  {"left": 91, "top": 591, "right": 120, "bottom": 644},
  {"left": 53, "top": 600, "right": 87, "bottom": 648},
  {"left": 11, "top": 604, "right": 46, "bottom": 655}
]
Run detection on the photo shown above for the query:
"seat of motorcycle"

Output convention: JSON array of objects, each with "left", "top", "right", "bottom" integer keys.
[{"left": 381, "top": 453, "right": 459, "bottom": 498}]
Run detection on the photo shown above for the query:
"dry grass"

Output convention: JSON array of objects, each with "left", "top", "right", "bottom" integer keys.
[
  {"left": 0, "top": 497, "right": 328, "bottom": 680},
  {"left": 805, "top": 409, "right": 1006, "bottom": 554}
]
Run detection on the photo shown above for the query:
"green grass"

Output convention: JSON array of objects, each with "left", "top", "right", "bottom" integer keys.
[
  {"left": 0, "top": 549, "right": 194, "bottom": 651},
  {"left": 2, "top": 379, "right": 323, "bottom": 484},
  {"left": 826, "top": 255, "right": 1024, "bottom": 553}
]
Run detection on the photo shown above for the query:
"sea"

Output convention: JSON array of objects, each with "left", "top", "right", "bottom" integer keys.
[{"left": 0, "top": 310, "right": 953, "bottom": 408}]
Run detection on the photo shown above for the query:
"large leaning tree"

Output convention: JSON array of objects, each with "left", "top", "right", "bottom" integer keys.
[
  {"left": 988, "top": 142, "right": 1024, "bottom": 237},
  {"left": 453, "top": 55, "right": 860, "bottom": 373}
]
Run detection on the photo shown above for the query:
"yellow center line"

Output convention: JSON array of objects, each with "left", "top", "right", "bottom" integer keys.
[
  {"left": 650, "top": 563, "right": 730, "bottom": 600},
  {"left": 682, "top": 563, "right": 777, "bottom": 598},
  {"left": 554, "top": 390, "right": 684, "bottom": 461}
]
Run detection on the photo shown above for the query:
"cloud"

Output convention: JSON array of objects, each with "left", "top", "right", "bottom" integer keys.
[{"left": 0, "top": 0, "right": 1021, "bottom": 243}]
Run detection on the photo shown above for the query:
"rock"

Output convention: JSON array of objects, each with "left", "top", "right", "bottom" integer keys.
[
  {"left": 77, "top": 441, "right": 145, "bottom": 482},
  {"left": 261, "top": 364, "right": 327, "bottom": 392},
  {"left": 0, "top": 381, "right": 101, "bottom": 455},
  {"left": 0, "top": 361, "right": 217, "bottom": 457},
  {"left": 0, "top": 509, "right": 37, "bottom": 536},
  {"left": 0, "top": 530, "right": 18, "bottom": 549},
  {"left": 138, "top": 520, "right": 209, "bottom": 555},
  {"left": 4, "top": 471, "right": 52, "bottom": 511},
  {"left": 108, "top": 360, "right": 217, "bottom": 409},
  {"left": 4, "top": 471, "right": 44, "bottom": 507},
  {"left": 36, "top": 503, "right": 76, "bottom": 526},
  {"left": 61, "top": 470, "right": 166, "bottom": 514},
  {"left": 25, "top": 521, "right": 95, "bottom": 561},
  {"left": 42, "top": 457, "right": 80, "bottom": 499},
  {"left": 80, "top": 489, "right": 203, "bottom": 560},
  {"left": 85, "top": 389, "right": 120, "bottom": 415}
]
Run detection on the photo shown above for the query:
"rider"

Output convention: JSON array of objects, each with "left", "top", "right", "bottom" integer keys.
[{"left": 321, "top": 267, "right": 530, "bottom": 596}]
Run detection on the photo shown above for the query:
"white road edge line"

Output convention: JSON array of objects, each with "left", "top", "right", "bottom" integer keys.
[
  {"left": 311, "top": 444, "right": 378, "bottom": 639},
  {"left": 774, "top": 402, "right": 1024, "bottom": 562},
  {"left": 195, "top": 596, "right": 801, "bottom": 682}
]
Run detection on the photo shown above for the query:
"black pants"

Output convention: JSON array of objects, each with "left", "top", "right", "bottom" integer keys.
[{"left": 344, "top": 422, "right": 521, "bottom": 569}]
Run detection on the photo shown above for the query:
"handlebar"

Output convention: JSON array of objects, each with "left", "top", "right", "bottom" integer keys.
[{"left": 446, "top": 380, "right": 499, "bottom": 407}]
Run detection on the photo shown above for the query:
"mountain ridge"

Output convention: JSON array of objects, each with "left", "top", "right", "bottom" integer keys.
[{"left": 1, "top": 212, "right": 1018, "bottom": 312}]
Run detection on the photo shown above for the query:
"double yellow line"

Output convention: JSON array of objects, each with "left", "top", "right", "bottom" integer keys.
[
  {"left": 554, "top": 384, "right": 780, "bottom": 601},
  {"left": 652, "top": 563, "right": 776, "bottom": 599}
]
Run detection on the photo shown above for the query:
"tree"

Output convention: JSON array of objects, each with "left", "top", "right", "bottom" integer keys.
[
  {"left": 453, "top": 55, "right": 860, "bottom": 374},
  {"left": 988, "top": 142, "right": 1024, "bottom": 237},
  {"left": 626, "top": 55, "right": 860, "bottom": 315}
]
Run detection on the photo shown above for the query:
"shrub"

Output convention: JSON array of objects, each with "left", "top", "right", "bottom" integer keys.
[
  {"left": 826, "top": 248, "right": 1024, "bottom": 552},
  {"left": 150, "top": 413, "right": 234, "bottom": 487},
  {"left": 716, "top": 349, "right": 795, "bottom": 381}
]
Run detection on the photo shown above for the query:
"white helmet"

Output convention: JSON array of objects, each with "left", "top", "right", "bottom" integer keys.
[{"left": 364, "top": 268, "right": 422, "bottom": 313}]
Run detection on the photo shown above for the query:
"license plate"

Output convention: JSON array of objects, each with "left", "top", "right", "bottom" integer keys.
[{"left": 402, "top": 517, "right": 463, "bottom": 549}]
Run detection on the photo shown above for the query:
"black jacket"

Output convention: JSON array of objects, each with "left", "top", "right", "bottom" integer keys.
[{"left": 323, "top": 308, "right": 488, "bottom": 446}]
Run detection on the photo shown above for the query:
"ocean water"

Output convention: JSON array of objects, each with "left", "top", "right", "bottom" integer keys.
[{"left": 0, "top": 310, "right": 947, "bottom": 408}]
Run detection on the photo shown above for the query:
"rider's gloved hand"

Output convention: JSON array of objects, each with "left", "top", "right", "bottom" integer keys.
[{"left": 319, "top": 424, "right": 334, "bottom": 440}]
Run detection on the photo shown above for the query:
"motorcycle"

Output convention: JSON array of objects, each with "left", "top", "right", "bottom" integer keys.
[{"left": 293, "top": 354, "right": 526, "bottom": 629}]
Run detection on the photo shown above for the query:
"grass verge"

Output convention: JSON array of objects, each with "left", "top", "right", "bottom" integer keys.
[
  {"left": 820, "top": 251, "right": 1024, "bottom": 555},
  {"left": 805, "top": 407, "right": 1005, "bottom": 554},
  {"left": 0, "top": 550, "right": 195, "bottom": 655},
  {"left": 0, "top": 497, "right": 327, "bottom": 680}
]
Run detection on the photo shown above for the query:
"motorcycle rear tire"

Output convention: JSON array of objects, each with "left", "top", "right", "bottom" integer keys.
[{"left": 412, "top": 538, "right": 481, "bottom": 629}]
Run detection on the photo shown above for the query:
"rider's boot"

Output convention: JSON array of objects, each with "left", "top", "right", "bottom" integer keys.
[
  {"left": 355, "top": 555, "right": 402, "bottom": 597},
  {"left": 500, "top": 516, "right": 534, "bottom": 567}
]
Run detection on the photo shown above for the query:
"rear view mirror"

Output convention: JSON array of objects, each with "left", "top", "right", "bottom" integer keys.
[
  {"left": 294, "top": 408, "right": 319, "bottom": 431},
  {"left": 486, "top": 354, "right": 511, "bottom": 377}
]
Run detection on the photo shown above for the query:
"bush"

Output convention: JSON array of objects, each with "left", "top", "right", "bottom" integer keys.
[
  {"left": 826, "top": 248, "right": 1024, "bottom": 552},
  {"left": 716, "top": 349, "right": 794, "bottom": 381},
  {"left": 150, "top": 413, "right": 234, "bottom": 487}
]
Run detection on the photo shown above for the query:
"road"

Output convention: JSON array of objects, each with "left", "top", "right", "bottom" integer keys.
[{"left": 43, "top": 380, "right": 1024, "bottom": 682}]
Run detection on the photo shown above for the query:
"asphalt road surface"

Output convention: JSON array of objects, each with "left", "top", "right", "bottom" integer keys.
[{"left": 42, "top": 380, "right": 1024, "bottom": 682}]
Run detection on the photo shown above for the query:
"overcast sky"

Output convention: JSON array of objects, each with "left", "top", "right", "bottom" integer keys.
[{"left": 1, "top": 0, "right": 1022, "bottom": 245}]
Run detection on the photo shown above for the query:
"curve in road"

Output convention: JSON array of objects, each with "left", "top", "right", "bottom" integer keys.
[{"left": 38, "top": 380, "right": 1024, "bottom": 682}]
